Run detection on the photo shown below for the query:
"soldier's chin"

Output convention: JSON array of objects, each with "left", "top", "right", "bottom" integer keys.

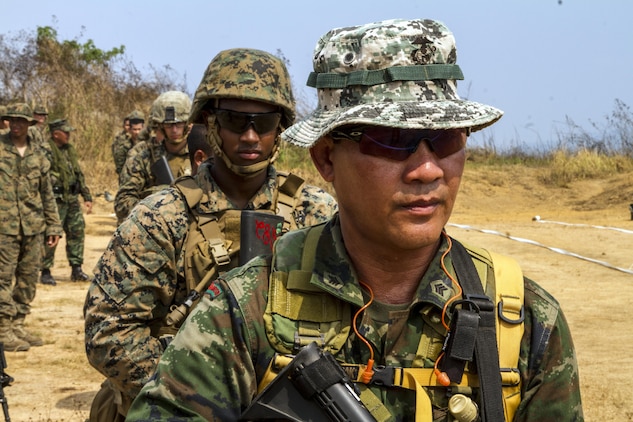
[{"left": 166, "top": 138, "right": 186, "bottom": 145}]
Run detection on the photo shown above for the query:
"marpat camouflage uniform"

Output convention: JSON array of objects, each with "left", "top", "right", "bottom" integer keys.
[
  {"left": 42, "top": 135, "right": 92, "bottom": 269},
  {"left": 111, "top": 130, "right": 133, "bottom": 177},
  {"left": 114, "top": 137, "right": 191, "bottom": 222},
  {"left": 126, "top": 215, "right": 583, "bottom": 421},
  {"left": 0, "top": 131, "right": 62, "bottom": 317},
  {"left": 84, "top": 162, "right": 337, "bottom": 405}
]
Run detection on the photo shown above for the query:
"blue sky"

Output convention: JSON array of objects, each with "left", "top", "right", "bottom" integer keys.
[{"left": 3, "top": 1, "right": 632, "bottom": 151}]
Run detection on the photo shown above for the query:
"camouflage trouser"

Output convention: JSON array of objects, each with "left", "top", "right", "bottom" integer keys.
[
  {"left": 0, "top": 231, "right": 44, "bottom": 318},
  {"left": 42, "top": 197, "right": 85, "bottom": 269}
]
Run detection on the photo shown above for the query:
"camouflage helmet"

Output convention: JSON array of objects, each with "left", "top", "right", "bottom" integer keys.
[
  {"left": 189, "top": 48, "right": 296, "bottom": 128},
  {"left": 150, "top": 91, "right": 191, "bottom": 124}
]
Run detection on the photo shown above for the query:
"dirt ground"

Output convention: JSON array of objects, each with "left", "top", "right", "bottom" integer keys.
[{"left": 4, "top": 164, "right": 633, "bottom": 421}]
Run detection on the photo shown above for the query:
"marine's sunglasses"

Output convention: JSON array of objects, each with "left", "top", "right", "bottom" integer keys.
[
  {"left": 214, "top": 109, "right": 281, "bottom": 135},
  {"left": 329, "top": 126, "right": 468, "bottom": 161}
]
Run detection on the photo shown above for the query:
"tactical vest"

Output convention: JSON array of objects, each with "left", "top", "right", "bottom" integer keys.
[
  {"left": 261, "top": 224, "right": 524, "bottom": 422},
  {"left": 160, "top": 172, "right": 306, "bottom": 335}
]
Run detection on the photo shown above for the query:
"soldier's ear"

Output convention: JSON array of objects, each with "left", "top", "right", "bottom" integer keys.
[{"left": 309, "top": 136, "right": 335, "bottom": 183}]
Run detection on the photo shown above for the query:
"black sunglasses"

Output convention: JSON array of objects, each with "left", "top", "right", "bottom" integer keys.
[
  {"left": 214, "top": 109, "right": 281, "bottom": 135},
  {"left": 329, "top": 126, "right": 468, "bottom": 161}
]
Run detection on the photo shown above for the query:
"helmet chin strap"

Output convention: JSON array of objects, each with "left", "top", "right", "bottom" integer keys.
[{"left": 206, "top": 115, "right": 279, "bottom": 179}]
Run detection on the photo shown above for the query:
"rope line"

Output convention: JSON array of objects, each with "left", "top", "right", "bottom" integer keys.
[
  {"left": 535, "top": 219, "right": 633, "bottom": 235},
  {"left": 447, "top": 222, "right": 633, "bottom": 276}
]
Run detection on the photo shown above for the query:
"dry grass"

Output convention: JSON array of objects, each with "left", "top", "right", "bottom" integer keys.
[{"left": 540, "top": 149, "right": 633, "bottom": 187}]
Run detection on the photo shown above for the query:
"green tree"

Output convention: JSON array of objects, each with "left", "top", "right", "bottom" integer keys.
[{"left": 0, "top": 24, "right": 186, "bottom": 164}]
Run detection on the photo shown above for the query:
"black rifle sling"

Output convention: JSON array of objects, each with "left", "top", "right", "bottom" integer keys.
[{"left": 450, "top": 239, "right": 506, "bottom": 422}]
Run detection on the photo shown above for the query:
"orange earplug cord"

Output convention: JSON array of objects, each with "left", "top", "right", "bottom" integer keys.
[{"left": 354, "top": 232, "right": 461, "bottom": 387}]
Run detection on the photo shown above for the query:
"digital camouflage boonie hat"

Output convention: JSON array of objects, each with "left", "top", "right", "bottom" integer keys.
[
  {"left": 2, "top": 103, "right": 37, "bottom": 125},
  {"left": 282, "top": 18, "right": 503, "bottom": 148},
  {"left": 189, "top": 48, "right": 296, "bottom": 128},
  {"left": 49, "top": 119, "right": 75, "bottom": 133}
]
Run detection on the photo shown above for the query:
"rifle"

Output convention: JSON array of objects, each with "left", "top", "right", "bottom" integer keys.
[
  {"left": 241, "top": 342, "right": 376, "bottom": 421},
  {"left": 0, "top": 343, "right": 13, "bottom": 422}
]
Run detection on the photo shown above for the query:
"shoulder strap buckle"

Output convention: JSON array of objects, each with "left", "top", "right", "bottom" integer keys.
[{"left": 208, "top": 238, "right": 231, "bottom": 266}]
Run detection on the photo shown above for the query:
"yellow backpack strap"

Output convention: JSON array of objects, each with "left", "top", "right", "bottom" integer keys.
[
  {"left": 462, "top": 242, "right": 524, "bottom": 422},
  {"left": 488, "top": 250, "right": 524, "bottom": 422},
  {"left": 274, "top": 172, "right": 305, "bottom": 231}
]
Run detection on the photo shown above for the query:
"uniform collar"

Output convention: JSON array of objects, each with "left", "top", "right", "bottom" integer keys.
[{"left": 309, "top": 218, "right": 458, "bottom": 311}]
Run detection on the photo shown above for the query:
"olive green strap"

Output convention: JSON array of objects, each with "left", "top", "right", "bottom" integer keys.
[{"left": 307, "top": 64, "right": 463, "bottom": 88}]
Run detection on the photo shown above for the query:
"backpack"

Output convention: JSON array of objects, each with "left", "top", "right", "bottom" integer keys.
[
  {"left": 261, "top": 224, "right": 524, "bottom": 422},
  {"left": 159, "top": 171, "right": 306, "bottom": 334}
]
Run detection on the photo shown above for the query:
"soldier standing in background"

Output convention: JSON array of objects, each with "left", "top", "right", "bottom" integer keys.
[
  {"left": 112, "top": 110, "right": 145, "bottom": 178},
  {"left": 40, "top": 119, "right": 93, "bottom": 286},
  {"left": 110, "top": 114, "right": 131, "bottom": 174},
  {"left": 0, "top": 103, "right": 62, "bottom": 352},
  {"left": 114, "top": 91, "right": 192, "bottom": 222},
  {"left": 32, "top": 104, "right": 49, "bottom": 140}
]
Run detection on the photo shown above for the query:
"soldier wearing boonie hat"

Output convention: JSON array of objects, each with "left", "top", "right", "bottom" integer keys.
[
  {"left": 125, "top": 19, "right": 582, "bottom": 422},
  {"left": 33, "top": 104, "right": 50, "bottom": 139},
  {"left": 40, "top": 118, "right": 93, "bottom": 286},
  {"left": 0, "top": 102, "right": 62, "bottom": 352},
  {"left": 2, "top": 103, "right": 38, "bottom": 126}
]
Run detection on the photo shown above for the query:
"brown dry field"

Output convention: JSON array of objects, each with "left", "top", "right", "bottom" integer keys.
[{"left": 4, "top": 164, "right": 633, "bottom": 421}]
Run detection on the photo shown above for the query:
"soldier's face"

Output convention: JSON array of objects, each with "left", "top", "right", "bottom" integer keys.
[
  {"left": 8, "top": 117, "right": 29, "bottom": 138},
  {"left": 129, "top": 123, "right": 143, "bottom": 140},
  {"left": 34, "top": 113, "right": 47, "bottom": 125},
  {"left": 162, "top": 122, "right": 186, "bottom": 142},
  {"left": 310, "top": 128, "right": 466, "bottom": 254},
  {"left": 215, "top": 99, "right": 279, "bottom": 167},
  {"left": 53, "top": 130, "right": 70, "bottom": 146}
]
